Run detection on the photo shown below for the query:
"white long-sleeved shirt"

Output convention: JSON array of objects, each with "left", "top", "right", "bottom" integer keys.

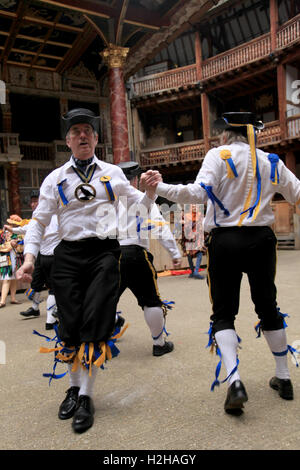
[
  {"left": 156, "top": 142, "right": 300, "bottom": 233},
  {"left": 40, "top": 214, "right": 60, "bottom": 256},
  {"left": 25, "top": 156, "right": 156, "bottom": 257},
  {"left": 11, "top": 216, "right": 59, "bottom": 255},
  {"left": 118, "top": 190, "right": 181, "bottom": 260}
]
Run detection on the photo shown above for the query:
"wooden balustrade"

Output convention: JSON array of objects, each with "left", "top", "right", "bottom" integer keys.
[
  {"left": 202, "top": 34, "right": 271, "bottom": 79},
  {"left": 140, "top": 139, "right": 215, "bottom": 167},
  {"left": 20, "top": 142, "right": 53, "bottom": 161},
  {"left": 131, "top": 14, "right": 300, "bottom": 97},
  {"left": 133, "top": 65, "right": 197, "bottom": 96},
  {"left": 287, "top": 114, "right": 300, "bottom": 138},
  {"left": 277, "top": 15, "right": 300, "bottom": 49},
  {"left": 256, "top": 120, "right": 282, "bottom": 146}
]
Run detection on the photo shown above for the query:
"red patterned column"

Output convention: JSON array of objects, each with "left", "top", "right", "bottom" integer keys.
[
  {"left": 8, "top": 162, "right": 21, "bottom": 216},
  {"left": 102, "top": 44, "right": 130, "bottom": 164}
]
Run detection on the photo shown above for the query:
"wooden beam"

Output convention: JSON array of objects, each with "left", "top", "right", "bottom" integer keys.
[
  {"left": 16, "top": 33, "right": 73, "bottom": 48},
  {"left": 6, "top": 60, "right": 56, "bottom": 71},
  {"left": 23, "top": 15, "right": 83, "bottom": 32},
  {"left": 30, "top": 11, "right": 62, "bottom": 67},
  {"left": 116, "top": 0, "right": 130, "bottom": 46},
  {"left": 1, "top": 0, "right": 30, "bottom": 63},
  {"left": 83, "top": 14, "right": 109, "bottom": 47},
  {"left": 36, "top": 0, "right": 168, "bottom": 28},
  {"left": 55, "top": 23, "right": 97, "bottom": 74}
]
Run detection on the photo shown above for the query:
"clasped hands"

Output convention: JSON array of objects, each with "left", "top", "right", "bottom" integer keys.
[{"left": 140, "top": 170, "right": 163, "bottom": 196}]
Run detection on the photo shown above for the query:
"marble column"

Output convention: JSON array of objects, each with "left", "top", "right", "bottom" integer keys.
[
  {"left": 8, "top": 162, "right": 21, "bottom": 216},
  {"left": 101, "top": 44, "right": 130, "bottom": 163}
]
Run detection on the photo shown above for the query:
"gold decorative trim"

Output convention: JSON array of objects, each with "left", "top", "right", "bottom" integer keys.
[{"left": 101, "top": 43, "right": 129, "bottom": 69}]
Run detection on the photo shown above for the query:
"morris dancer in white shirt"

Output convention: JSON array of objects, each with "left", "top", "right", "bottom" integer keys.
[
  {"left": 17, "top": 108, "right": 158, "bottom": 433},
  {"left": 8, "top": 212, "right": 60, "bottom": 330},
  {"left": 142, "top": 112, "right": 300, "bottom": 416},
  {"left": 117, "top": 161, "right": 181, "bottom": 356}
]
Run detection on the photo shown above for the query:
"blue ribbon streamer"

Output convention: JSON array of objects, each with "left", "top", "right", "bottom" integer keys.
[
  {"left": 57, "top": 179, "right": 69, "bottom": 206},
  {"left": 103, "top": 180, "right": 115, "bottom": 201},
  {"left": 268, "top": 153, "right": 280, "bottom": 184},
  {"left": 200, "top": 183, "right": 230, "bottom": 227},
  {"left": 255, "top": 308, "right": 289, "bottom": 338},
  {"left": 227, "top": 157, "right": 238, "bottom": 177}
]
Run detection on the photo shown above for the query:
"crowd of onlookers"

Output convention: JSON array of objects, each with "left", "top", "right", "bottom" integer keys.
[{"left": 0, "top": 215, "right": 25, "bottom": 307}]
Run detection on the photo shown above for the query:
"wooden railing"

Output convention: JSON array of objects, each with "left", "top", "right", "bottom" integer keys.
[
  {"left": 20, "top": 141, "right": 53, "bottom": 161},
  {"left": 202, "top": 33, "right": 271, "bottom": 79},
  {"left": 19, "top": 140, "right": 110, "bottom": 163},
  {"left": 132, "top": 64, "right": 197, "bottom": 96},
  {"left": 140, "top": 138, "right": 219, "bottom": 167},
  {"left": 287, "top": 114, "right": 300, "bottom": 138},
  {"left": 132, "top": 14, "right": 300, "bottom": 97},
  {"left": 256, "top": 120, "right": 282, "bottom": 146},
  {"left": 277, "top": 14, "right": 300, "bottom": 49}
]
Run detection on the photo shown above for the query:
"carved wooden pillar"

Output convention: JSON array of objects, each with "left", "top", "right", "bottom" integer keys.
[
  {"left": 201, "top": 93, "right": 210, "bottom": 153},
  {"left": 270, "top": 0, "right": 278, "bottom": 51},
  {"left": 101, "top": 44, "right": 130, "bottom": 163},
  {"left": 277, "top": 63, "right": 287, "bottom": 139},
  {"left": 195, "top": 30, "right": 203, "bottom": 81},
  {"left": 196, "top": 31, "right": 210, "bottom": 152},
  {"left": 8, "top": 162, "right": 21, "bottom": 215}
]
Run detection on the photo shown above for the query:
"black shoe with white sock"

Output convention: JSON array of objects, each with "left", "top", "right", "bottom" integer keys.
[
  {"left": 72, "top": 395, "right": 95, "bottom": 433},
  {"left": 269, "top": 376, "right": 294, "bottom": 400},
  {"left": 153, "top": 340, "right": 174, "bottom": 356},
  {"left": 20, "top": 306, "right": 40, "bottom": 317},
  {"left": 58, "top": 386, "right": 80, "bottom": 420},
  {"left": 224, "top": 380, "right": 248, "bottom": 415}
]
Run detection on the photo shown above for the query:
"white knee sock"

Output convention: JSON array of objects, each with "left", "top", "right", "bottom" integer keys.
[
  {"left": 46, "top": 294, "right": 57, "bottom": 324},
  {"left": 79, "top": 365, "right": 98, "bottom": 398},
  {"left": 215, "top": 329, "right": 241, "bottom": 385},
  {"left": 68, "top": 363, "right": 81, "bottom": 388},
  {"left": 143, "top": 306, "right": 165, "bottom": 346},
  {"left": 263, "top": 329, "right": 290, "bottom": 379},
  {"left": 32, "top": 292, "right": 41, "bottom": 310}
]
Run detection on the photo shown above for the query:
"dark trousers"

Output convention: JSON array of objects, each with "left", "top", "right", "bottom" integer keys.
[
  {"left": 207, "top": 226, "right": 284, "bottom": 333},
  {"left": 31, "top": 253, "right": 46, "bottom": 292},
  {"left": 53, "top": 238, "right": 121, "bottom": 347},
  {"left": 39, "top": 254, "right": 55, "bottom": 295},
  {"left": 118, "top": 245, "right": 162, "bottom": 309}
]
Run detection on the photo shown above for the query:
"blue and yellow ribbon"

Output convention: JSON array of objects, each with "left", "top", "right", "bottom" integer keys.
[
  {"left": 57, "top": 179, "right": 69, "bottom": 206},
  {"left": 268, "top": 153, "right": 280, "bottom": 185},
  {"left": 220, "top": 149, "right": 238, "bottom": 178},
  {"left": 100, "top": 175, "right": 115, "bottom": 202},
  {"left": 238, "top": 124, "right": 262, "bottom": 224}
]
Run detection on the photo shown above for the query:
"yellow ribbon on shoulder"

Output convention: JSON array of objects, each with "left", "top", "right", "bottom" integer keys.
[{"left": 220, "top": 149, "right": 236, "bottom": 179}]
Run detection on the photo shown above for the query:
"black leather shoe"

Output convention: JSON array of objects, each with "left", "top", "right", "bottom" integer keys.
[
  {"left": 58, "top": 386, "right": 80, "bottom": 420},
  {"left": 269, "top": 376, "right": 294, "bottom": 400},
  {"left": 20, "top": 307, "right": 40, "bottom": 317},
  {"left": 153, "top": 341, "right": 174, "bottom": 357},
  {"left": 115, "top": 314, "right": 125, "bottom": 329},
  {"left": 72, "top": 395, "right": 95, "bottom": 433},
  {"left": 224, "top": 380, "right": 248, "bottom": 415},
  {"left": 45, "top": 321, "right": 58, "bottom": 330}
]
